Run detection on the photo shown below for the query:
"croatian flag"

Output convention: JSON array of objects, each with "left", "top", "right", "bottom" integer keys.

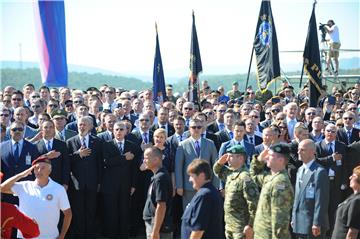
[{"left": 34, "top": 0, "right": 68, "bottom": 87}]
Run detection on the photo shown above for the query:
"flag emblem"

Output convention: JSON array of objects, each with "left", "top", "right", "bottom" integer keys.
[{"left": 258, "top": 16, "right": 272, "bottom": 46}]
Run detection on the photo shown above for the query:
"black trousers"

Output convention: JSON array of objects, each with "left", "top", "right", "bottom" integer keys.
[
  {"left": 69, "top": 188, "right": 97, "bottom": 239},
  {"left": 102, "top": 190, "right": 130, "bottom": 239}
]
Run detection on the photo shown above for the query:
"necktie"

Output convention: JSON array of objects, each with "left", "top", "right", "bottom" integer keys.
[
  {"left": 328, "top": 142, "right": 333, "bottom": 155},
  {"left": 347, "top": 130, "right": 352, "bottom": 144},
  {"left": 81, "top": 137, "right": 86, "bottom": 148},
  {"left": 299, "top": 167, "right": 306, "bottom": 184},
  {"left": 185, "top": 119, "right": 190, "bottom": 127},
  {"left": 46, "top": 141, "right": 52, "bottom": 152},
  {"left": 161, "top": 125, "right": 166, "bottom": 129},
  {"left": 237, "top": 141, "right": 241, "bottom": 145},
  {"left": 195, "top": 141, "right": 201, "bottom": 157},
  {"left": 178, "top": 135, "right": 182, "bottom": 142},
  {"left": 219, "top": 123, "right": 224, "bottom": 131},
  {"left": 59, "top": 131, "right": 65, "bottom": 141},
  {"left": 118, "top": 142, "right": 123, "bottom": 154},
  {"left": 249, "top": 136, "right": 254, "bottom": 145},
  {"left": 143, "top": 132, "right": 148, "bottom": 144},
  {"left": 201, "top": 133, "right": 205, "bottom": 138},
  {"left": 229, "top": 132, "right": 234, "bottom": 139},
  {"left": 14, "top": 142, "right": 20, "bottom": 162}
]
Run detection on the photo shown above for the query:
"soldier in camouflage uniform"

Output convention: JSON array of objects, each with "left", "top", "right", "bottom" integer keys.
[
  {"left": 227, "top": 82, "right": 242, "bottom": 100},
  {"left": 213, "top": 145, "right": 259, "bottom": 239},
  {"left": 250, "top": 143, "right": 294, "bottom": 239}
]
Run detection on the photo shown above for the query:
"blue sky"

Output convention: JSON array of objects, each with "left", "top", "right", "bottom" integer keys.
[{"left": 1, "top": 0, "right": 359, "bottom": 78}]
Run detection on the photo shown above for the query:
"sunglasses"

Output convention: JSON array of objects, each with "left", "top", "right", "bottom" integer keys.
[
  {"left": 250, "top": 115, "right": 259, "bottom": 119},
  {"left": 12, "top": 98, "right": 22, "bottom": 101},
  {"left": 0, "top": 114, "right": 10, "bottom": 117},
  {"left": 326, "top": 129, "right": 336, "bottom": 133},
  {"left": 336, "top": 124, "right": 344, "bottom": 127},
  {"left": 73, "top": 101, "right": 83, "bottom": 104},
  {"left": 184, "top": 108, "right": 193, "bottom": 110},
  {"left": 343, "top": 117, "right": 353, "bottom": 120},
  {"left": 349, "top": 108, "right": 357, "bottom": 111},
  {"left": 217, "top": 110, "right": 226, "bottom": 113},
  {"left": 272, "top": 109, "right": 280, "bottom": 113},
  {"left": 139, "top": 119, "right": 150, "bottom": 122},
  {"left": 11, "top": 127, "right": 24, "bottom": 132},
  {"left": 31, "top": 95, "right": 40, "bottom": 98},
  {"left": 190, "top": 126, "right": 202, "bottom": 129},
  {"left": 306, "top": 112, "right": 316, "bottom": 116},
  {"left": 336, "top": 111, "right": 344, "bottom": 113},
  {"left": 31, "top": 105, "right": 41, "bottom": 109},
  {"left": 265, "top": 112, "right": 272, "bottom": 115},
  {"left": 48, "top": 104, "right": 58, "bottom": 108}
]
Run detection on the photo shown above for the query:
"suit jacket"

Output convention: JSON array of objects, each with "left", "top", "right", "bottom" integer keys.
[
  {"left": 97, "top": 131, "right": 114, "bottom": 142},
  {"left": 206, "top": 121, "right": 221, "bottom": 134},
  {"left": 166, "top": 133, "right": 182, "bottom": 162},
  {"left": 347, "top": 141, "right": 360, "bottom": 173},
  {"left": 65, "top": 121, "right": 97, "bottom": 135},
  {"left": 66, "top": 135, "right": 103, "bottom": 191},
  {"left": 182, "top": 130, "right": 218, "bottom": 146},
  {"left": 101, "top": 139, "right": 141, "bottom": 194},
  {"left": 36, "top": 138, "right": 70, "bottom": 186},
  {"left": 288, "top": 140, "right": 304, "bottom": 187},
  {"left": 244, "top": 134, "right": 263, "bottom": 146},
  {"left": 215, "top": 130, "right": 232, "bottom": 151},
  {"left": 151, "top": 123, "right": 175, "bottom": 137},
  {"left": 292, "top": 161, "right": 329, "bottom": 234},
  {"left": 218, "top": 139, "right": 255, "bottom": 166},
  {"left": 1, "top": 139, "right": 40, "bottom": 203},
  {"left": 175, "top": 137, "right": 218, "bottom": 191},
  {"left": 54, "top": 129, "right": 77, "bottom": 142},
  {"left": 336, "top": 127, "right": 360, "bottom": 145},
  {"left": 130, "top": 130, "right": 154, "bottom": 146}
]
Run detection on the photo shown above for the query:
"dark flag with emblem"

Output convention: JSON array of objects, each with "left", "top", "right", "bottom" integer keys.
[
  {"left": 188, "top": 10, "right": 202, "bottom": 103},
  {"left": 152, "top": 23, "right": 166, "bottom": 103},
  {"left": 253, "top": 0, "right": 281, "bottom": 92},
  {"left": 303, "top": 3, "right": 323, "bottom": 107}
]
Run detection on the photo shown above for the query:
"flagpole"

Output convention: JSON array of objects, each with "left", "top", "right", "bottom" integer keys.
[
  {"left": 299, "top": 61, "right": 305, "bottom": 88},
  {"left": 245, "top": 46, "right": 254, "bottom": 90}
]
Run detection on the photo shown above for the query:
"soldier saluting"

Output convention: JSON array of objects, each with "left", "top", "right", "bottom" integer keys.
[
  {"left": 213, "top": 145, "right": 259, "bottom": 239},
  {"left": 250, "top": 143, "right": 294, "bottom": 239}
]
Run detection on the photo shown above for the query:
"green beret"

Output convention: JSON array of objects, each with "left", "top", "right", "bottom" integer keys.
[
  {"left": 51, "top": 109, "right": 67, "bottom": 119},
  {"left": 269, "top": 143, "right": 291, "bottom": 156},
  {"left": 227, "top": 144, "right": 246, "bottom": 154},
  {"left": 232, "top": 81, "right": 239, "bottom": 85}
]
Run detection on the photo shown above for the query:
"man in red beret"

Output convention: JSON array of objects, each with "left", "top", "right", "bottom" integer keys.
[{"left": 0, "top": 152, "right": 72, "bottom": 239}]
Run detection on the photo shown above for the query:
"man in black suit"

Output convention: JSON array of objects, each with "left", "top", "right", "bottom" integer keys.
[
  {"left": 66, "top": 116, "right": 103, "bottom": 238},
  {"left": 36, "top": 120, "right": 70, "bottom": 189},
  {"left": 51, "top": 109, "right": 77, "bottom": 141},
  {"left": 130, "top": 113, "right": 154, "bottom": 146},
  {"left": 167, "top": 116, "right": 186, "bottom": 155},
  {"left": 215, "top": 109, "right": 235, "bottom": 151},
  {"left": 97, "top": 113, "right": 116, "bottom": 142},
  {"left": 65, "top": 104, "right": 97, "bottom": 135},
  {"left": 101, "top": 121, "right": 141, "bottom": 239},
  {"left": 316, "top": 124, "right": 347, "bottom": 231},
  {"left": 244, "top": 118, "right": 263, "bottom": 146},
  {"left": 151, "top": 107, "right": 175, "bottom": 137},
  {"left": 337, "top": 111, "right": 360, "bottom": 145},
  {"left": 206, "top": 103, "right": 227, "bottom": 134}
]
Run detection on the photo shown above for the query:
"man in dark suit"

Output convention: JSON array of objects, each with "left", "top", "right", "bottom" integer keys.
[
  {"left": 167, "top": 116, "right": 186, "bottom": 156},
  {"left": 337, "top": 111, "right": 360, "bottom": 145},
  {"left": 151, "top": 107, "right": 175, "bottom": 137},
  {"left": 97, "top": 113, "right": 116, "bottom": 142},
  {"left": 121, "top": 99, "right": 138, "bottom": 127},
  {"left": 66, "top": 116, "right": 103, "bottom": 238},
  {"left": 316, "top": 124, "right": 347, "bottom": 231},
  {"left": 51, "top": 109, "right": 77, "bottom": 141},
  {"left": 244, "top": 118, "right": 263, "bottom": 146},
  {"left": 65, "top": 104, "right": 97, "bottom": 135},
  {"left": 101, "top": 121, "right": 141, "bottom": 239},
  {"left": 347, "top": 139, "right": 360, "bottom": 173},
  {"left": 206, "top": 103, "right": 227, "bottom": 134},
  {"left": 36, "top": 120, "right": 70, "bottom": 189},
  {"left": 215, "top": 109, "right": 235, "bottom": 151},
  {"left": 254, "top": 127, "right": 275, "bottom": 155},
  {"left": 292, "top": 139, "right": 329, "bottom": 238},
  {"left": 1, "top": 121, "right": 40, "bottom": 204},
  {"left": 130, "top": 113, "right": 154, "bottom": 146}
]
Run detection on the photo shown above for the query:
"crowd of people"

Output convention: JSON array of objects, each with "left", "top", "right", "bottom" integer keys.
[{"left": 0, "top": 80, "right": 360, "bottom": 239}]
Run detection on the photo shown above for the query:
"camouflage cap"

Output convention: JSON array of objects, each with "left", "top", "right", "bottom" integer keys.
[
  {"left": 227, "top": 144, "right": 246, "bottom": 154},
  {"left": 51, "top": 109, "right": 67, "bottom": 119},
  {"left": 269, "top": 143, "right": 291, "bottom": 157}
]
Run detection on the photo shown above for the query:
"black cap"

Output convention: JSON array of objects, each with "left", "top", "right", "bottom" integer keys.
[{"left": 269, "top": 143, "right": 291, "bottom": 157}]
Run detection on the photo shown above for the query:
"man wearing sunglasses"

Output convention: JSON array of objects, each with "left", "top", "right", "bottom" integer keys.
[
  {"left": 1, "top": 121, "right": 40, "bottom": 204},
  {"left": 336, "top": 111, "right": 360, "bottom": 145},
  {"left": 316, "top": 124, "right": 347, "bottom": 231},
  {"left": 175, "top": 118, "right": 218, "bottom": 209}
]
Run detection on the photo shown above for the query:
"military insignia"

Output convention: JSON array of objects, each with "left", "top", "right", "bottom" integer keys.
[
  {"left": 46, "top": 194, "right": 53, "bottom": 201},
  {"left": 276, "top": 184, "right": 285, "bottom": 190},
  {"left": 257, "top": 14, "right": 272, "bottom": 47}
]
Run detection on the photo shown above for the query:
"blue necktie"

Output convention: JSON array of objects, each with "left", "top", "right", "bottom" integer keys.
[
  {"left": 46, "top": 141, "right": 52, "bottom": 152},
  {"left": 118, "top": 142, "right": 123, "bottom": 154},
  {"left": 195, "top": 141, "right": 201, "bottom": 157},
  {"left": 249, "top": 136, "right": 254, "bottom": 145},
  {"left": 347, "top": 130, "right": 352, "bottom": 144},
  {"left": 219, "top": 123, "right": 224, "bottom": 131},
  {"left": 229, "top": 132, "right": 234, "bottom": 139},
  {"left": 143, "top": 132, "right": 148, "bottom": 144},
  {"left": 14, "top": 142, "right": 20, "bottom": 162}
]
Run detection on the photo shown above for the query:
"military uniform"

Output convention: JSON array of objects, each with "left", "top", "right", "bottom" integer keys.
[
  {"left": 227, "top": 90, "right": 242, "bottom": 100},
  {"left": 214, "top": 162, "right": 259, "bottom": 239},
  {"left": 250, "top": 155, "right": 294, "bottom": 239}
]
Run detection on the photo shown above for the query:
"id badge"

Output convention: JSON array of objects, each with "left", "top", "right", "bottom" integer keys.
[
  {"left": 306, "top": 184, "right": 315, "bottom": 199},
  {"left": 25, "top": 153, "right": 31, "bottom": 165}
]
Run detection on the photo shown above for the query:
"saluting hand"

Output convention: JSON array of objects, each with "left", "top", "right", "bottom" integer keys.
[
  {"left": 218, "top": 154, "right": 229, "bottom": 165},
  {"left": 19, "top": 165, "right": 36, "bottom": 179},
  {"left": 258, "top": 148, "right": 269, "bottom": 162}
]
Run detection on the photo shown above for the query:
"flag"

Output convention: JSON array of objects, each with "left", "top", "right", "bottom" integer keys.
[
  {"left": 152, "top": 23, "right": 166, "bottom": 103},
  {"left": 303, "top": 3, "right": 323, "bottom": 107},
  {"left": 188, "top": 10, "right": 202, "bottom": 103},
  {"left": 34, "top": 0, "right": 68, "bottom": 87},
  {"left": 253, "top": 0, "right": 281, "bottom": 92}
]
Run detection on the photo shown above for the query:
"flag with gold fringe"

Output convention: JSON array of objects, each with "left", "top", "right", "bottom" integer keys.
[{"left": 152, "top": 23, "right": 166, "bottom": 103}]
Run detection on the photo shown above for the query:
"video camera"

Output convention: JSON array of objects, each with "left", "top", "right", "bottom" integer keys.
[{"left": 319, "top": 23, "right": 328, "bottom": 42}]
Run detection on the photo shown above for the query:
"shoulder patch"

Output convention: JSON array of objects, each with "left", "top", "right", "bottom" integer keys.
[{"left": 276, "top": 184, "right": 285, "bottom": 190}]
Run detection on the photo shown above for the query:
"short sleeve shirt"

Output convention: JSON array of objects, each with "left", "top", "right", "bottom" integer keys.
[
  {"left": 181, "top": 182, "right": 224, "bottom": 239},
  {"left": 12, "top": 178, "right": 70, "bottom": 239}
]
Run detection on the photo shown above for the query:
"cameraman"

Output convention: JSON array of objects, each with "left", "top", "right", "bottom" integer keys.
[{"left": 325, "top": 19, "right": 341, "bottom": 74}]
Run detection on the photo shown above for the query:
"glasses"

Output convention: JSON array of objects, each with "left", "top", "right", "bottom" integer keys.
[
  {"left": 48, "top": 104, "right": 58, "bottom": 108},
  {"left": 31, "top": 105, "right": 41, "bottom": 109},
  {"left": 217, "top": 110, "right": 226, "bottom": 113},
  {"left": 336, "top": 110, "right": 344, "bottom": 114},
  {"left": 272, "top": 109, "right": 280, "bottom": 113},
  {"left": 205, "top": 112, "right": 214, "bottom": 116},
  {"left": 306, "top": 112, "right": 316, "bottom": 116},
  {"left": 190, "top": 126, "right": 202, "bottom": 129},
  {"left": 139, "top": 119, "right": 150, "bottom": 122},
  {"left": 250, "top": 115, "right": 259, "bottom": 119},
  {"left": 343, "top": 117, "right": 353, "bottom": 121},
  {"left": 349, "top": 108, "right": 357, "bottom": 111},
  {"left": 336, "top": 124, "right": 344, "bottom": 127},
  {"left": 265, "top": 112, "right": 271, "bottom": 115},
  {"left": 0, "top": 114, "right": 10, "bottom": 117},
  {"left": 279, "top": 126, "right": 287, "bottom": 129},
  {"left": 12, "top": 98, "right": 22, "bottom": 101},
  {"left": 73, "top": 101, "right": 83, "bottom": 104},
  {"left": 11, "top": 127, "right": 24, "bottom": 132},
  {"left": 115, "top": 128, "right": 126, "bottom": 131},
  {"left": 326, "top": 129, "right": 336, "bottom": 133},
  {"left": 184, "top": 108, "right": 193, "bottom": 110},
  {"left": 31, "top": 95, "right": 40, "bottom": 98},
  {"left": 105, "top": 91, "right": 114, "bottom": 94}
]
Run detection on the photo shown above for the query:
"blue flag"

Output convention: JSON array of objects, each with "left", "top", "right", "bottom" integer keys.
[
  {"left": 152, "top": 23, "right": 166, "bottom": 103},
  {"left": 188, "top": 10, "right": 202, "bottom": 103},
  {"left": 34, "top": 0, "right": 68, "bottom": 87}
]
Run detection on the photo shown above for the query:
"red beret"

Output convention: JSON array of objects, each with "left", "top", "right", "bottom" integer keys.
[{"left": 32, "top": 155, "right": 51, "bottom": 166}]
